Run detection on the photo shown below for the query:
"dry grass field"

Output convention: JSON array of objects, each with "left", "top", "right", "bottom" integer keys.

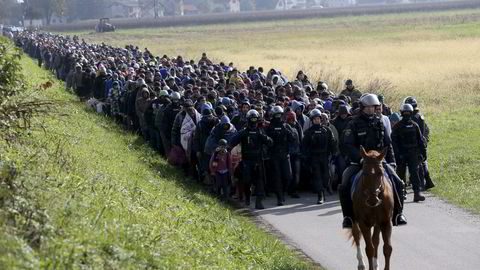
[
  {"left": 74, "top": 9, "right": 480, "bottom": 212},
  {"left": 77, "top": 9, "right": 480, "bottom": 113}
]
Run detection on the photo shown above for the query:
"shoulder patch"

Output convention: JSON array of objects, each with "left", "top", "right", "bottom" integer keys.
[{"left": 344, "top": 129, "right": 352, "bottom": 137}]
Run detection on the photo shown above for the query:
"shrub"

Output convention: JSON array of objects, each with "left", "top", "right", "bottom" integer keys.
[{"left": 0, "top": 37, "right": 57, "bottom": 142}]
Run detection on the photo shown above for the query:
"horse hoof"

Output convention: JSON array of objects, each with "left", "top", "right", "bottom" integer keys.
[{"left": 358, "top": 266, "right": 365, "bottom": 270}]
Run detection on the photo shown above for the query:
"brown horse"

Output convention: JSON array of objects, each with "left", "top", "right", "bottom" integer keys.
[{"left": 349, "top": 146, "right": 394, "bottom": 270}]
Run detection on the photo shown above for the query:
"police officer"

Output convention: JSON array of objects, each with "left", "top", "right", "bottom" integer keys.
[
  {"left": 228, "top": 110, "right": 273, "bottom": 209},
  {"left": 391, "top": 104, "right": 427, "bottom": 202},
  {"left": 301, "top": 109, "right": 337, "bottom": 204},
  {"left": 339, "top": 94, "right": 407, "bottom": 228},
  {"left": 266, "top": 106, "right": 297, "bottom": 206},
  {"left": 404, "top": 96, "right": 435, "bottom": 190}
]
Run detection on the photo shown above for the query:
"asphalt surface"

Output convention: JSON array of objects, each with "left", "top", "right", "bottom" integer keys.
[{"left": 245, "top": 191, "right": 480, "bottom": 270}]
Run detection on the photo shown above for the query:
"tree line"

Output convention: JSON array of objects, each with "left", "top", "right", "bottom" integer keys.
[{"left": 0, "top": 0, "right": 284, "bottom": 26}]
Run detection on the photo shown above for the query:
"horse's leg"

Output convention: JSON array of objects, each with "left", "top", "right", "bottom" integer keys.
[
  {"left": 381, "top": 223, "right": 393, "bottom": 270},
  {"left": 359, "top": 223, "right": 374, "bottom": 270},
  {"left": 353, "top": 223, "right": 366, "bottom": 270},
  {"left": 372, "top": 225, "right": 381, "bottom": 270}
]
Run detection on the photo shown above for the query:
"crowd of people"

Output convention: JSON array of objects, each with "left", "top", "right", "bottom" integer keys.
[{"left": 9, "top": 30, "right": 435, "bottom": 228}]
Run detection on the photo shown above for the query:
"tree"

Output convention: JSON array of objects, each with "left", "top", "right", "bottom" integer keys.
[
  {"left": 23, "top": 0, "right": 66, "bottom": 25},
  {"left": 65, "top": 0, "right": 111, "bottom": 21},
  {"left": 0, "top": 0, "right": 22, "bottom": 24}
]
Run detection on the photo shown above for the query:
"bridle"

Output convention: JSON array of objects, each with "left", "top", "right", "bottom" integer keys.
[{"left": 362, "top": 160, "right": 385, "bottom": 208}]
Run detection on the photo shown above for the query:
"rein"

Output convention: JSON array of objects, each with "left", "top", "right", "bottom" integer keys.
[{"left": 361, "top": 160, "right": 386, "bottom": 208}]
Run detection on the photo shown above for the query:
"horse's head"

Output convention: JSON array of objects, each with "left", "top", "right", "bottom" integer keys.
[{"left": 359, "top": 146, "right": 387, "bottom": 208}]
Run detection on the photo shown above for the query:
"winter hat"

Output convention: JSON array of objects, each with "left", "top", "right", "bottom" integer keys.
[
  {"left": 201, "top": 103, "right": 213, "bottom": 116},
  {"left": 389, "top": 112, "right": 401, "bottom": 123},
  {"left": 338, "top": 105, "right": 350, "bottom": 115},
  {"left": 220, "top": 115, "right": 230, "bottom": 124}
]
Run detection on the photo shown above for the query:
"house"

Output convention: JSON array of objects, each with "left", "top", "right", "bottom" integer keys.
[{"left": 109, "top": 0, "right": 142, "bottom": 18}]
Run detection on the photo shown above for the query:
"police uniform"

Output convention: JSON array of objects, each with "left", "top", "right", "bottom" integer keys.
[
  {"left": 391, "top": 116, "right": 426, "bottom": 197},
  {"left": 301, "top": 122, "right": 337, "bottom": 203},
  {"left": 412, "top": 110, "right": 435, "bottom": 190},
  {"left": 266, "top": 117, "right": 297, "bottom": 205},
  {"left": 339, "top": 112, "right": 406, "bottom": 226},
  {"left": 405, "top": 95, "right": 435, "bottom": 190},
  {"left": 229, "top": 111, "right": 273, "bottom": 209}
]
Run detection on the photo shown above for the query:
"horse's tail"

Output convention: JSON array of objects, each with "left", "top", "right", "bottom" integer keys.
[{"left": 346, "top": 222, "right": 362, "bottom": 247}]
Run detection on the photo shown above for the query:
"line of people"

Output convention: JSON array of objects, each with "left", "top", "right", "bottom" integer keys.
[{"left": 11, "top": 31, "right": 435, "bottom": 228}]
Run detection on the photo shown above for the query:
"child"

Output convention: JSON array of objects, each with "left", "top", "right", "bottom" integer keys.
[{"left": 209, "top": 139, "right": 232, "bottom": 200}]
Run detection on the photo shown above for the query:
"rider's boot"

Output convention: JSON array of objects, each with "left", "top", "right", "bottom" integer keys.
[
  {"left": 338, "top": 184, "right": 354, "bottom": 229},
  {"left": 393, "top": 179, "right": 407, "bottom": 226}
]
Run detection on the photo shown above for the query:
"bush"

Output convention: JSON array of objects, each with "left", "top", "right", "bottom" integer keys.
[{"left": 0, "top": 37, "right": 57, "bottom": 142}]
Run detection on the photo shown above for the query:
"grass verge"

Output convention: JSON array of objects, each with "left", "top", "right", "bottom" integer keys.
[
  {"left": 0, "top": 54, "right": 316, "bottom": 269},
  {"left": 428, "top": 106, "right": 480, "bottom": 213}
]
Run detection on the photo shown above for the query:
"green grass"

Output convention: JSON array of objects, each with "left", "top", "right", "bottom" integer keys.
[
  {"left": 428, "top": 107, "right": 480, "bottom": 213},
  {"left": 0, "top": 56, "right": 315, "bottom": 269}
]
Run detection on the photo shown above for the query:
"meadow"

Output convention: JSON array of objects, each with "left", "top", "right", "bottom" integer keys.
[{"left": 77, "top": 8, "right": 480, "bottom": 213}]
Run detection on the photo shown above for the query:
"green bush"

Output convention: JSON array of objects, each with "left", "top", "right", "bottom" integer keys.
[{"left": 0, "top": 37, "right": 57, "bottom": 142}]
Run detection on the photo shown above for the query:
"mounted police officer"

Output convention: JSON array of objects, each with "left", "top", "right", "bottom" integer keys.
[
  {"left": 339, "top": 94, "right": 407, "bottom": 228},
  {"left": 266, "top": 106, "right": 297, "bottom": 206},
  {"left": 391, "top": 104, "right": 427, "bottom": 202},
  {"left": 301, "top": 109, "right": 337, "bottom": 204},
  {"left": 228, "top": 109, "right": 273, "bottom": 209},
  {"left": 404, "top": 96, "right": 435, "bottom": 190}
]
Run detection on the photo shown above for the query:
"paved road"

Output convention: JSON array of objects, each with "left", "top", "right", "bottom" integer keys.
[{"left": 246, "top": 192, "right": 480, "bottom": 270}]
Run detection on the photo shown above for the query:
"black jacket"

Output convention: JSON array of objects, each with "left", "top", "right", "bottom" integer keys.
[
  {"left": 342, "top": 113, "right": 395, "bottom": 164},
  {"left": 229, "top": 127, "right": 273, "bottom": 161},
  {"left": 266, "top": 119, "right": 297, "bottom": 159},
  {"left": 301, "top": 124, "right": 337, "bottom": 159},
  {"left": 391, "top": 118, "right": 427, "bottom": 160}
]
